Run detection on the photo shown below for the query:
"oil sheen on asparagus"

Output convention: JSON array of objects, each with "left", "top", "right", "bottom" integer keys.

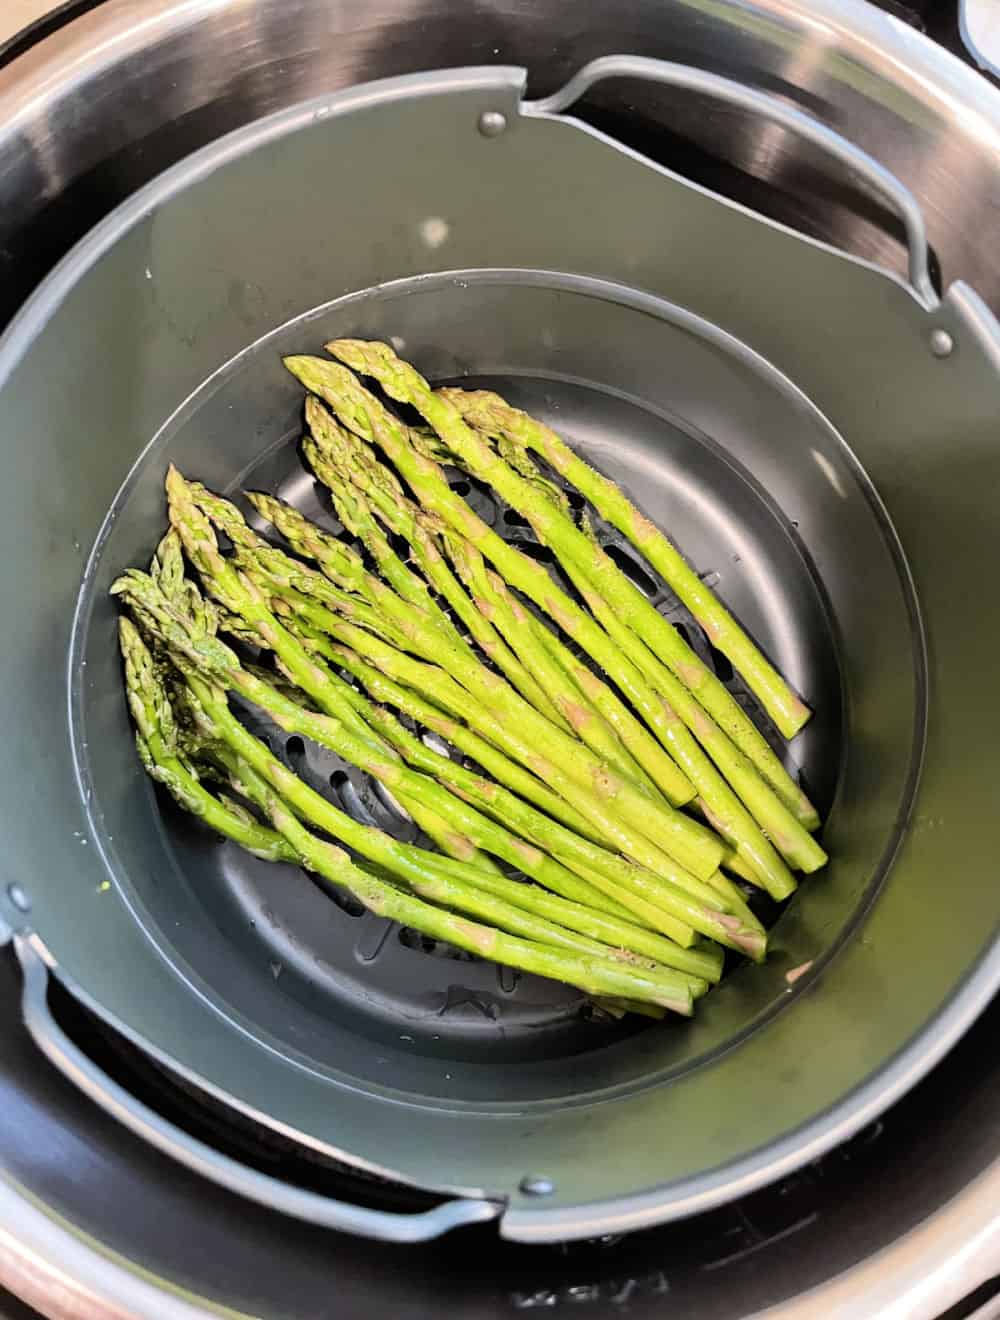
[{"left": 112, "top": 340, "right": 826, "bottom": 1020}]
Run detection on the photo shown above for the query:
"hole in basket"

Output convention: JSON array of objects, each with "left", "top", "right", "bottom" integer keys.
[
  {"left": 330, "top": 769, "right": 350, "bottom": 791},
  {"left": 327, "top": 888, "right": 366, "bottom": 919},
  {"left": 388, "top": 531, "right": 411, "bottom": 559},
  {"left": 565, "top": 489, "right": 586, "bottom": 511},
  {"left": 604, "top": 543, "right": 658, "bottom": 597},
  {"left": 285, "top": 735, "right": 305, "bottom": 758},
  {"left": 398, "top": 927, "right": 477, "bottom": 961},
  {"left": 706, "top": 641, "right": 734, "bottom": 683},
  {"left": 507, "top": 539, "right": 555, "bottom": 565},
  {"left": 450, "top": 480, "right": 471, "bottom": 496},
  {"left": 503, "top": 508, "right": 532, "bottom": 529}
]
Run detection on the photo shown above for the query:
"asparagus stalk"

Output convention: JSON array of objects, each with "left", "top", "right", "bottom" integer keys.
[
  {"left": 175, "top": 648, "right": 701, "bottom": 1011},
  {"left": 398, "top": 795, "right": 506, "bottom": 876},
  {"left": 324, "top": 639, "right": 727, "bottom": 954},
  {"left": 282, "top": 355, "right": 719, "bottom": 809},
  {"left": 300, "top": 410, "right": 568, "bottom": 727},
  {"left": 198, "top": 530, "right": 721, "bottom": 911},
  {"left": 445, "top": 387, "right": 814, "bottom": 746},
  {"left": 251, "top": 463, "right": 569, "bottom": 736},
  {"left": 284, "top": 631, "right": 711, "bottom": 949},
  {"left": 548, "top": 559, "right": 799, "bottom": 897},
  {"left": 117, "top": 616, "right": 295, "bottom": 864},
  {"left": 301, "top": 399, "right": 435, "bottom": 615},
  {"left": 226, "top": 754, "right": 695, "bottom": 1014},
  {"left": 311, "top": 416, "right": 700, "bottom": 810},
  {"left": 263, "top": 585, "right": 735, "bottom": 914},
  {"left": 118, "top": 568, "right": 648, "bottom": 930},
  {"left": 385, "top": 852, "right": 723, "bottom": 982},
  {"left": 122, "top": 569, "right": 761, "bottom": 953},
  {"left": 323, "top": 640, "right": 610, "bottom": 847},
  {"left": 560, "top": 547, "right": 826, "bottom": 886},
  {"left": 275, "top": 611, "right": 767, "bottom": 960},
  {"left": 243, "top": 671, "right": 756, "bottom": 954},
  {"left": 180, "top": 481, "right": 472, "bottom": 852},
  {"left": 200, "top": 707, "right": 711, "bottom": 979},
  {"left": 444, "top": 529, "right": 657, "bottom": 794},
  {"left": 324, "top": 340, "right": 801, "bottom": 823},
  {"left": 164, "top": 467, "right": 386, "bottom": 749},
  {"left": 241, "top": 480, "right": 722, "bottom": 885}
]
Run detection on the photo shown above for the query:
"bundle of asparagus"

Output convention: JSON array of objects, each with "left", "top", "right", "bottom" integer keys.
[{"left": 113, "top": 340, "right": 827, "bottom": 1021}]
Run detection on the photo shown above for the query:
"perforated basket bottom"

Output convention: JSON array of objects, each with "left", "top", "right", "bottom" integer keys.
[{"left": 158, "top": 372, "right": 837, "bottom": 1063}]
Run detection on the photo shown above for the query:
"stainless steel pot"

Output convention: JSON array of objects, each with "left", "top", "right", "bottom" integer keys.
[{"left": 0, "top": 2, "right": 997, "bottom": 1320}]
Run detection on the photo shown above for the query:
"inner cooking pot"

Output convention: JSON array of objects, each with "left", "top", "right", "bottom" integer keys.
[{"left": 2, "top": 59, "right": 998, "bottom": 1239}]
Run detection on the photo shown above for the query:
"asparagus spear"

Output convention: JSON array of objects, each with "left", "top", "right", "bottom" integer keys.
[
  {"left": 445, "top": 387, "right": 814, "bottom": 746},
  {"left": 126, "top": 595, "right": 723, "bottom": 981},
  {"left": 326, "top": 640, "right": 735, "bottom": 958},
  {"left": 162, "top": 645, "right": 700, "bottom": 1013},
  {"left": 559, "top": 546, "right": 826, "bottom": 885},
  {"left": 275, "top": 609, "right": 767, "bottom": 959},
  {"left": 263, "top": 584, "right": 735, "bottom": 912},
  {"left": 199, "top": 701, "right": 711, "bottom": 980},
  {"left": 487, "top": 445, "right": 823, "bottom": 873},
  {"left": 226, "top": 754, "right": 695, "bottom": 1014},
  {"left": 250, "top": 463, "right": 569, "bottom": 734},
  {"left": 279, "top": 629, "right": 717, "bottom": 950},
  {"left": 306, "top": 399, "right": 702, "bottom": 811},
  {"left": 221, "top": 738, "right": 701, "bottom": 981},
  {"left": 301, "top": 399, "right": 435, "bottom": 614},
  {"left": 321, "top": 639, "right": 609, "bottom": 847},
  {"left": 117, "top": 616, "right": 295, "bottom": 864},
  {"left": 380, "top": 852, "right": 723, "bottom": 982},
  {"left": 185, "top": 490, "right": 724, "bottom": 898},
  {"left": 239, "top": 664, "right": 721, "bottom": 982},
  {"left": 397, "top": 795, "right": 506, "bottom": 875},
  {"left": 241, "top": 474, "right": 721, "bottom": 885},
  {"left": 443, "top": 529, "right": 656, "bottom": 793},
  {"left": 184, "top": 477, "right": 528, "bottom": 873},
  {"left": 301, "top": 409, "right": 569, "bottom": 728},
  {"left": 122, "top": 569, "right": 761, "bottom": 953},
  {"left": 282, "top": 356, "right": 722, "bottom": 806},
  {"left": 164, "top": 466, "right": 388, "bottom": 750},
  {"left": 117, "top": 568, "right": 639, "bottom": 924},
  {"left": 324, "top": 340, "right": 801, "bottom": 821}
]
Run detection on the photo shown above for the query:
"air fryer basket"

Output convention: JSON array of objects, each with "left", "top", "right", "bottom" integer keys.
[{"left": 1, "top": 58, "right": 998, "bottom": 1243}]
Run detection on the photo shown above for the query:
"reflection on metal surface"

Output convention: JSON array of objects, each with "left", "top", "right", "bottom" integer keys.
[
  {"left": 1, "top": 0, "right": 1000, "bottom": 338},
  {"left": 962, "top": 0, "right": 1000, "bottom": 76}
]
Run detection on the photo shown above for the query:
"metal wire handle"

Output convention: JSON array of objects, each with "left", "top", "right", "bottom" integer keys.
[
  {"left": 526, "top": 55, "right": 938, "bottom": 308},
  {"left": 14, "top": 938, "right": 501, "bottom": 1242}
]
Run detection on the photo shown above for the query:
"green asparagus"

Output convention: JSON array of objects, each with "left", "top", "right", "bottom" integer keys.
[
  {"left": 223, "top": 751, "right": 695, "bottom": 1014},
  {"left": 445, "top": 387, "right": 814, "bottom": 747},
  {"left": 325, "top": 340, "right": 805, "bottom": 824}
]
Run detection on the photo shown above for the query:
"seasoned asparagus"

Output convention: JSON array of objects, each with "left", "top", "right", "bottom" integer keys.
[
  {"left": 324, "top": 340, "right": 803, "bottom": 821},
  {"left": 224, "top": 750, "right": 696, "bottom": 1014},
  {"left": 444, "top": 386, "right": 814, "bottom": 745},
  {"left": 118, "top": 616, "right": 295, "bottom": 864}
]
